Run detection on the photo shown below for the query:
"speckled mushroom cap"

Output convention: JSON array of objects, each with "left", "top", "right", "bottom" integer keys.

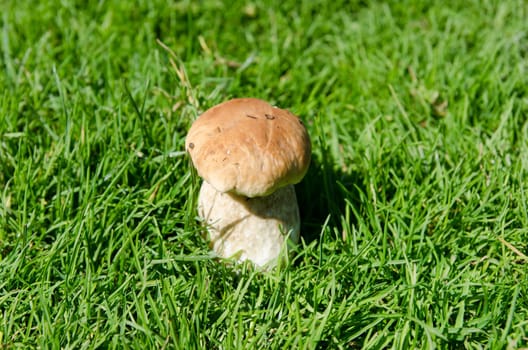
[{"left": 185, "top": 98, "right": 311, "bottom": 198}]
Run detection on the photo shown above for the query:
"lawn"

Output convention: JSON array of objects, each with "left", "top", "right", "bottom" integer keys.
[{"left": 1, "top": 0, "right": 527, "bottom": 348}]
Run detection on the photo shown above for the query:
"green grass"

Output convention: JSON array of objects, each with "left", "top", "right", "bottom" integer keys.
[{"left": 1, "top": 0, "right": 528, "bottom": 348}]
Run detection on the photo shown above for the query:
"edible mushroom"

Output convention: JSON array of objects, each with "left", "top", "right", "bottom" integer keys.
[{"left": 185, "top": 98, "right": 311, "bottom": 266}]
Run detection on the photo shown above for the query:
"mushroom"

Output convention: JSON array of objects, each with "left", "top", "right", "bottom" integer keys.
[{"left": 185, "top": 98, "right": 311, "bottom": 267}]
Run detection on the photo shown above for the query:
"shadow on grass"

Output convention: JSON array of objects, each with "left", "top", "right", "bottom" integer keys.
[{"left": 295, "top": 155, "right": 365, "bottom": 245}]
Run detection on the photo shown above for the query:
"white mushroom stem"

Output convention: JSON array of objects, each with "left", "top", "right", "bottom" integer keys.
[{"left": 198, "top": 181, "right": 300, "bottom": 267}]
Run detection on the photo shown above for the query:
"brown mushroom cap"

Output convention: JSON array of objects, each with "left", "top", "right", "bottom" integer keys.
[{"left": 185, "top": 98, "right": 311, "bottom": 197}]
